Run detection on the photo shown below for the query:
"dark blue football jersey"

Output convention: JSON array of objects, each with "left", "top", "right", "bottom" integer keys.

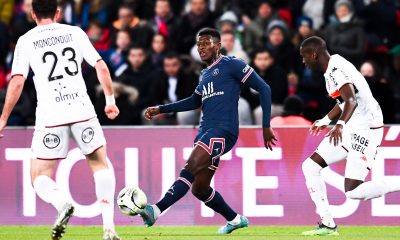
[{"left": 194, "top": 55, "right": 254, "bottom": 136}]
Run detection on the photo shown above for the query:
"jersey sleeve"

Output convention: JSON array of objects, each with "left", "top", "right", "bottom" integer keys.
[
  {"left": 228, "top": 57, "right": 254, "bottom": 83},
  {"left": 11, "top": 36, "right": 30, "bottom": 79},
  {"left": 75, "top": 27, "right": 102, "bottom": 67}
]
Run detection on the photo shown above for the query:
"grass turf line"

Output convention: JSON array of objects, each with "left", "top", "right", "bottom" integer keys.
[{"left": 0, "top": 226, "right": 399, "bottom": 240}]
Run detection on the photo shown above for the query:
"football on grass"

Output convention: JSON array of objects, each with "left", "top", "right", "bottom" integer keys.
[{"left": 117, "top": 187, "right": 147, "bottom": 216}]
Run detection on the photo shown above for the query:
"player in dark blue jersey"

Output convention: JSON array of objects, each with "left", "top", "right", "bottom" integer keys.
[{"left": 139, "top": 28, "right": 277, "bottom": 234}]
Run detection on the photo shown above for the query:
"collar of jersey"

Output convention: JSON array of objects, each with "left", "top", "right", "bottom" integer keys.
[{"left": 207, "top": 55, "right": 223, "bottom": 70}]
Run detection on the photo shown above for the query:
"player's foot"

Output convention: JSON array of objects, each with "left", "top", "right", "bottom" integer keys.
[
  {"left": 216, "top": 216, "right": 249, "bottom": 234},
  {"left": 301, "top": 223, "right": 339, "bottom": 236},
  {"left": 139, "top": 205, "right": 157, "bottom": 227},
  {"left": 103, "top": 229, "right": 121, "bottom": 240},
  {"left": 51, "top": 203, "right": 75, "bottom": 240}
]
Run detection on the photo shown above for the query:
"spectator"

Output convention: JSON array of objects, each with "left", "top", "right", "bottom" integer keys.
[
  {"left": 149, "top": 52, "right": 199, "bottom": 125},
  {"left": 299, "top": 0, "right": 336, "bottom": 30},
  {"left": 220, "top": 31, "right": 249, "bottom": 63},
  {"left": 324, "top": 0, "right": 366, "bottom": 67},
  {"left": 11, "top": 0, "right": 36, "bottom": 43},
  {"left": 265, "top": 20, "right": 296, "bottom": 73},
  {"left": 0, "top": 0, "right": 15, "bottom": 25},
  {"left": 104, "top": 29, "right": 131, "bottom": 78},
  {"left": 149, "top": 0, "right": 178, "bottom": 40},
  {"left": 175, "top": 0, "right": 216, "bottom": 54},
  {"left": 241, "top": 48, "right": 288, "bottom": 124},
  {"left": 243, "top": 0, "right": 278, "bottom": 54},
  {"left": 292, "top": 16, "right": 316, "bottom": 49},
  {"left": 150, "top": 33, "right": 168, "bottom": 70},
  {"left": 112, "top": 3, "right": 154, "bottom": 49},
  {"left": 115, "top": 44, "right": 155, "bottom": 124},
  {"left": 86, "top": 20, "right": 111, "bottom": 54},
  {"left": 270, "top": 95, "right": 312, "bottom": 126},
  {"left": 74, "top": 0, "right": 110, "bottom": 29},
  {"left": 360, "top": 60, "right": 395, "bottom": 123}
]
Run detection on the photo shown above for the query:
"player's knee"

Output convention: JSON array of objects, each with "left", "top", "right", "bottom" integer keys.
[
  {"left": 302, "top": 158, "right": 322, "bottom": 176},
  {"left": 191, "top": 185, "right": 209, "bottom": 200}
]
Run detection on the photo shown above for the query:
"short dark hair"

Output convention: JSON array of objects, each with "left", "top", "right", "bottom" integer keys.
[
  {"left": 197, "top": 28, "right": 221, "bottom": 42},
  {"left": 300, "top": 36, "right": 327, "bottom": 53},
  {"left": 32, "top": 0, "right": 58, "bottom": 20},
  {"left": 164, "top": 52, "right": 180, "bottom": 60},
  {"left": 283, "top": 95, "right": 304, "bottom": 116}
]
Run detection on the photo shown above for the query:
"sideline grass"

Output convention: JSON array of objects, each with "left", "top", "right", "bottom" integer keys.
[{"left": 0, "top": 226, "right": 399, "bottom": 240}]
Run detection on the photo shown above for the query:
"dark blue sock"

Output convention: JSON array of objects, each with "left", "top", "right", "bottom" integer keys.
[
  {"left": 156, "top": 169, "right": 194, "bottom": 212},
  {"left": 198, "top": 188, "right": 237, "bottom": 221}
]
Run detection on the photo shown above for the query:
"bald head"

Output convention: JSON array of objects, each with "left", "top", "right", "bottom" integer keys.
[{"left": 300, "top": 36, "right": 327, "bottom": 54}]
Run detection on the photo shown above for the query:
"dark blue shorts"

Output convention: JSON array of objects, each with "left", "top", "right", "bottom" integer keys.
[{"left": 193, "top": 128, "right": 237, "bottom": 171}]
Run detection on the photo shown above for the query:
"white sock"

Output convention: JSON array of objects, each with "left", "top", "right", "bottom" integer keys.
[
  {"left": 94, "top": 169, "right": 115, "bottom": 231},
  {"left": 151, "top": 204, "right": 161, "bottom": 219},
  {"left": 302, "top": 158, "right": 335, "bottom": 227},
  {"left": 346, "top": 178, "right": 400, "bottom": 200},
  {"left": 228, "top": 214, "right": 241, "bottom": 225},
  {"left": 33, "top": 175, "right": 68, "bottom": 212}
]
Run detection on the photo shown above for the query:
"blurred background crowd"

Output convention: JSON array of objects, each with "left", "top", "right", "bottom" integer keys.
[{"left": 1, "top": 0, "right": 400, "bottom": 126}]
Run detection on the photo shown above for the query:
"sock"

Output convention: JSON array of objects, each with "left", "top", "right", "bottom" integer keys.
[
  {"left": 197, "top": 187, "right": 237, "bottom": 221},
  {"left": 302, "top": 158, "right": 335, "bottom": 227},
  {"left": 346, "top": 178, "right": 400, "bottom": 200},
  {"left": 151, "top": 204, "right": 161, "bottom": 219},
  {"left": 228, "top": 214, "right": 241, "bottom": 225},
  {"left": 33, "top": 175, "right": 68, "bottom": 212},
  {"left": 94, "top": 168, "right": 115, "bottom": 231},
  {"left": 156, "top": 169, "right": 194, "bottom": 212}
]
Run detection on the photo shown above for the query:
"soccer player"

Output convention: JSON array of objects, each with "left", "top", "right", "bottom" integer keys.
[
  {"left": 140, "top": 28, "right": 277, "bottom": 234},
  {"left": 0, "top": 1, "right": 121, "bottom": 239},
  {"left": 300, "top": 36, "right": 400, "bottom": 236}
]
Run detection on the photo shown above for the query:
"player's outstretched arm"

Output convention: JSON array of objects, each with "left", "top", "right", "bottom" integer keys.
[
  {"left": 161, "top": 93, "right": 202, "bottom": 113},
  {"left": 0, "top": 75, "right": 25, "bottom": 137},
  {"left": 244, "top": 72, "right": 277, "bottom": 150},
  {"left": 94, "top": 60, "right": 120, "bottom": 120}
]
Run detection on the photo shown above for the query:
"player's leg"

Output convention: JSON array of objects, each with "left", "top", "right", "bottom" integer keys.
[
  {"left": 31, "top": 127, "right": 74, "bottom": 240},
  {"left": 344, "top": 128, "right": 400, "bottom": 200},
  {"left": 71, "top": 118, "right": 119, "bottom": 240},
  {"left": 140, "top": 145, "right": 210, "bottom": 227},
  {"left": 301, "top": 137, "right": 348, "bottom": 236},
  {"left": 191, "top": 167, "right": 248, "bottom": 234}
]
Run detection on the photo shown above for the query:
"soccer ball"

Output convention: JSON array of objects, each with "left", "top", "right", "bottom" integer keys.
[{"left": 117, "top": 187, "right": 147, "bottom": 216}]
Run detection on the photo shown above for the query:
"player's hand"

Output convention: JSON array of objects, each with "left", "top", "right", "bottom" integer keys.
[
  {"left": 309, "top": 120, "right": 328, "bottom": 136},
  {"left": 326, "top": 124, "right": 343, "bottom": 146},
  {"left": 144, "top": 106, "right": 160, "bottom": 120},
  {"left": 263, "top": 127, "right": 277, "bottom": 151},
  {"left": 105, "top": 104, "right": 120, "bottom": 120},
  {"left": 0, "top": 118, "right": 6, "bottom": 138}
]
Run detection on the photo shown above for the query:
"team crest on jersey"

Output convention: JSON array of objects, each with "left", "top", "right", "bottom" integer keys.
[
  {"left": 82, "top": 127, "right": 94, "bottom": 143},
  {"left": 213, "top": 68, "right": 219, "bottom": 76},
  {"left": 43, "top": 133, "right": 60, "bottom": 149}
]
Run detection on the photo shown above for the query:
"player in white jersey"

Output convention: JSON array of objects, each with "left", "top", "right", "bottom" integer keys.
[
  {"left": 299, "top": 36, "right": 400, "bottom": 236},
  {"left": 0, "top": 1, "right": 121, "bottom": 239}
]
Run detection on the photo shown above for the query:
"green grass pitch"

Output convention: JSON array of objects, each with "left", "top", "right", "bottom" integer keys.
[{"left": 0, "top": 226, "right": 399, "bottom": 240}]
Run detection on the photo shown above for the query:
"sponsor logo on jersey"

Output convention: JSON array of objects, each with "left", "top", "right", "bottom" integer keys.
[
  {"left": 54, "top": 82, "right": 80, "bottom": 104},
  {"left": 202, "top": 81, "right": 224, "bottom": 101},
  {"left": 81, "top": 127, "right": 94, "bottom": 143},
  {"left": 43, "top": 133, "right": 60, "bottom": 149},
  {"left": 242, "top": 64, "right": 251, "bottom": 73}
]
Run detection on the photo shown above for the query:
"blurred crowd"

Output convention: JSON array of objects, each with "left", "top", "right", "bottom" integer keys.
[{"left": 1, "top": 0, "right": 400, "bottom": 126}]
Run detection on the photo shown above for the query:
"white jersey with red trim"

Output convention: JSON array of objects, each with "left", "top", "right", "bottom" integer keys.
[
  {"left": 11, "top": 23, "right": 101, "bottom": 127},
  {"left": 324, "top": 54, "right": 383, "bottom": 128}
]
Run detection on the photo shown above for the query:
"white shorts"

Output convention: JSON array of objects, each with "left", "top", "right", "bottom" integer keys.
[
  {"left": 315, "top": 125, "right": 383, "bottom": 181},
  {"left": 31, "top": 117, "right": 106, "bottom": 159}
]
